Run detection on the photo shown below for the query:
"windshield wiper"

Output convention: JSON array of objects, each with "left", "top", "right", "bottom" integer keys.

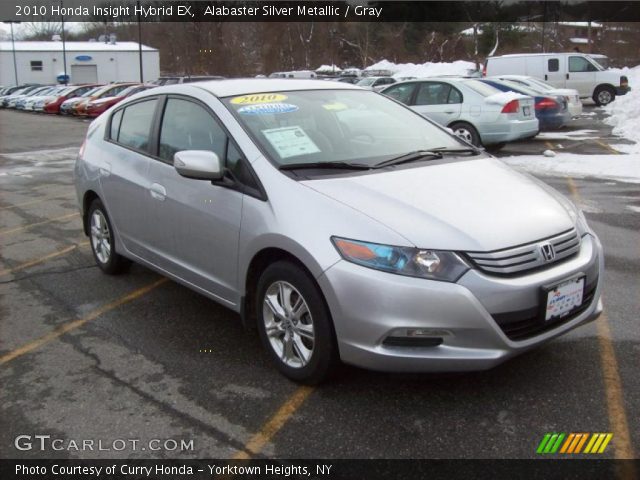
[
  {"left": 279, "top": 161, "right": 372, "bottom": 171},
  {"left": 373, "top": 150, "right": 443, "bottom": 168},
  {"left": 431, "top": 147, "right": 482, "bottom": 155}
]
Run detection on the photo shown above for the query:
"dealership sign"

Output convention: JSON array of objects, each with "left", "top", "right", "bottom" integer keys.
[{"left": 75, "top": 55, "right": 92, "bottom": 61}]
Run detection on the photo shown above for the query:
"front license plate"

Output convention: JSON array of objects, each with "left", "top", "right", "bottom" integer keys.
[
  {"left": 523, "top": 106, "right": 531, "bottom": 116},
  {"left": 544, "top": 276, "right": 585, "bottom": 321}
]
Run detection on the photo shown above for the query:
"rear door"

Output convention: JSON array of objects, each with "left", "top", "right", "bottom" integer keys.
[
  {"left": 380, "top": 83, "right": 417, "bottom": 105},
  {"left": 99, "top": 97, "right": 158, "bottom": 257},
  {"left": 411, "top": 81, "right": 462, "bottom": 125},
  {"left": 544, "top": 56, "right": 565, "bottom": 87}
]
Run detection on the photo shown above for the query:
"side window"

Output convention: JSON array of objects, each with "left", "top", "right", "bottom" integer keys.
[
  {"left": 383, "top": 84, "right": 416, "bottom": 104},
  {"left": 158, "top": 98, "right": 227, "bottom": 163},
  {"left": 415, "top": 83, "right": 451, "bottom": 106},
  {"left": 116, "top": 99, "right": 156, "bottom": 151},
  {"left": 548, "top": 58, "right": 560, "bottom": 72},
  {"left": 110, "top": 109, "right": 123, "bottom": 140},
  {"left": 569, "top": 56, "right": 596, "bottom": 72},
  {"left": 448, "top": 87, "right": 463, "bottom": 104}
]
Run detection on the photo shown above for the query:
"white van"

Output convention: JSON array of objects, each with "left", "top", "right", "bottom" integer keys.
[
  {"left": 268, "top": 70, "right": 317, "bottom": 79},
  {"left": 484, "top": 53, "right": 630, "bottom": 105}
]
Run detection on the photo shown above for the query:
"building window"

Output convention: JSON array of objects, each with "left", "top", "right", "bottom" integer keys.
[{"left": 30, "top": 60, "right": 43, "bottom": 71}]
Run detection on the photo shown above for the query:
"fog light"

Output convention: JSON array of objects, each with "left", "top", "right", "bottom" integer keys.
[{"left": 406, "top": 328, "right": 450, "bottom": 337}]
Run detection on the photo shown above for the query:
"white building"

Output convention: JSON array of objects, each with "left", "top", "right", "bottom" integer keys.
[{"left": 0, "top": 40, "right": 160, "bottom": 86}]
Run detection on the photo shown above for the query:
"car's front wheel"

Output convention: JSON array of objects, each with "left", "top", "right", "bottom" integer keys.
[
  {"left": 256, "top": 261, "right": 339, "bottom": 384},
  {"left": 88, "top": 199, "right": 130, "bottom": 275}
]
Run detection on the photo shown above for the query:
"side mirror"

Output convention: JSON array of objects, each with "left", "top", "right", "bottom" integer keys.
[{"left": 174, "top": 150, "right": 223, "bottom": 180}]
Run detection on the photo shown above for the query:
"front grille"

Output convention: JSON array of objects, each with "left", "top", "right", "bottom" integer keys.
[
  {"left": 464, "top": 228, "right": 581, "bottom": 276},
  {"left": 493, "top": 279, "right": 598, "bottom": 341}
]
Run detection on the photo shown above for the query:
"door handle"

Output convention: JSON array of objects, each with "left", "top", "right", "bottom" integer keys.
[
  {"left": 545, "top": 74, "right": 548, "bottom": 81},
  {"left": 444, "top": 111, "right": 455, "bottom": 114},
  {"left": 566, "top": 73, "right": 569, "bottom": 80},
  {"left": 149, "top": 183, "right": 166, "bottom": 201}
]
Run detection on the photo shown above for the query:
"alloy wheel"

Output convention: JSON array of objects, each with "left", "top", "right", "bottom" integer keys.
[
  {"left": 90, "top": 210, "right": 112, "bottom": 264},
  {"left": 262, "top": 281, "right": 315, "bottom": 368}
]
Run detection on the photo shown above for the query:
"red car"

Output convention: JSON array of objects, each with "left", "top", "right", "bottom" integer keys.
[
  {"left": 85, "top": 84, "right": 156, "bottom": 117},
  {"left": 43, "top": 84, "right": 100, "bottom": 114}
]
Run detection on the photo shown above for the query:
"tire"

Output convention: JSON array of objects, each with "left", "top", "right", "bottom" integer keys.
[
  {"left": 449, "top": 122, "right": 481, "bottom": 147},
  {"left": 256, "top": 261, "right": 339, "bottom": 384},
  {"left": 593, "top": 86, "right": 615, "bottom": 106},
  {"left": 87, "top": 199, "right": 131, "bottom": 275}
]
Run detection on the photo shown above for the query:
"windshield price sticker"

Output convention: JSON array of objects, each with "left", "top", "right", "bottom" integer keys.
[
  {"left": 262, "top": 126, "right": 321, "bottom": 159},
  {"left": 231, "top": 93, "right": 288, "bottom": 105}
]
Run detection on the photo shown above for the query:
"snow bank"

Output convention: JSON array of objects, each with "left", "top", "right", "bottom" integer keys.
[
  {"left": 604, "top": 65, "right": 640, "bottom": 153},
  {"left": 502, "top": 153, "right": 640, "bottom": 184},
  {"left": 365, "top": 59, "right": 476, "bottom": 79},
  {"left": 484, "top": 91, "right": 523, "bottom": 105}
]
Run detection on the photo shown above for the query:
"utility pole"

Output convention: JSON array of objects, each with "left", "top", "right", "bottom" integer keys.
[
  {"left": 60, "top": 1, "right": 68, "bottom": 85},
  {"left": 3, "top": 21, "right": 20, "bottom": 84},
  {"left": 137, "top": 0, "right": 143, "bottom": 82}
]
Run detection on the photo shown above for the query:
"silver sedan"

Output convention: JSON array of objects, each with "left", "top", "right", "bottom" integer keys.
[
  {"left": 75, "top": 79, "right": 602, "bottom": 383},
  {"left": 381, "top": 78, "right": 539, "bottom": 150}
]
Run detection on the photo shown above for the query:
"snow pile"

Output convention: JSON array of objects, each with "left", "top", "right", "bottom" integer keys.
[
  {"left": 502, "top": 153, "right": 640, "bottom": 184},
  {"left": 315, "top": 64, "right": 342, "bottom": 74},
  {"left": 484, "top": 91, "right": 523, "bottom": 105},
  {"left": 365, "top": 59, "right": 477, "bottom": 79},
  {"left": 604, "top": 65, "right": 640, "bottom": 153}
]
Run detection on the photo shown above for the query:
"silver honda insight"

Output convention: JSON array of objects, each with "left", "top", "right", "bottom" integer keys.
[{"left": 74, "top": 79, "right": 603, "bottom": 383}]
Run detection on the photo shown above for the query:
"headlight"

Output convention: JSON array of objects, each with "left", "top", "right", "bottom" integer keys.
[{"left": 331, "top": 237, "right": 469, "bottom": 282}]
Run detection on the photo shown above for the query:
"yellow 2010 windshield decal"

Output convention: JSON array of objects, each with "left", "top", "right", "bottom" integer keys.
[{"left": 231, "top": 93, "right": 288, "bottom": 105}]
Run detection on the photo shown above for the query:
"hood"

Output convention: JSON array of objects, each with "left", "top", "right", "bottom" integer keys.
[{"left": 301, "top": 158, "right": 575, "bottom": 251}]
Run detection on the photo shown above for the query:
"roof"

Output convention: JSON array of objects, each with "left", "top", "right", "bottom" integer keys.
[
  {"left": 0, "top": 41, "right": 157, "bottom": 52},
  {"left": 159, "top": 79, "right": 362, "bottom": 97}
]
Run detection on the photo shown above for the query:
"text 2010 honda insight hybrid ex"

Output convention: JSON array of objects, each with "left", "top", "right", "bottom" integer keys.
[{"left": 75, "top": 80, "right": 603, "bottom": 383}]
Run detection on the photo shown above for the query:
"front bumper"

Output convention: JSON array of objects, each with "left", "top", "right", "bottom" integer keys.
[
  {"left": 318, "top": 233, "right": 603, "bottom": 372},
  {"left": 615, "top": 86, "right": 630, "bottom": 96}
]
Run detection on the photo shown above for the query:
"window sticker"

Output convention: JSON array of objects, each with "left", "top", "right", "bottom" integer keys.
[
  {"left": 262, "top": 126, "right": 321, "bottom": 159},
  {"left": 238, "top": 103, "right": 299, "bottom": 115},
  {"left": 322, "top": 102, "right": 348, "bottom": 111},
  {"left": 231, "top": 93, "right": 288, "bottom": 105}
]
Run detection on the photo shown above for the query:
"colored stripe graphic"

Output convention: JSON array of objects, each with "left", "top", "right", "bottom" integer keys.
[{"left": 537, "top": 433, "right": 612, "bottom": 454}]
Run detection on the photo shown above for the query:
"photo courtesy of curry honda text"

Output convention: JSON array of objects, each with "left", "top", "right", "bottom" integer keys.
[{"left": 74, "top": 79, "right": 604, "bottom": 384}]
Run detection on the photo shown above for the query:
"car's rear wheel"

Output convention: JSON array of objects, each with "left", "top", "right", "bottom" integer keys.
[
  {"left": 449, "top": 122, "right": 481, "bottom": 147},
  {"left": 88, "top": 199, "right": 130, "bottom": 275},
  {"left": 256, "top": 261, "right": 338, "bottom": 384},
  {"left": 593, "top": 86, "right": 615, "bottom": 106}
]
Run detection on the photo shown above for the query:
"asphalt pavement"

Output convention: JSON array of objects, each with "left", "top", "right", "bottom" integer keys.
[{"left": 0, "top": 109, "right": 637, "bottom": 460}]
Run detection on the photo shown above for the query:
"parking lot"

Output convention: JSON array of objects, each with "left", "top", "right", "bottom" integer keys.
[{"left": 0, "top": 107, "right": 638, "bottom": 460}]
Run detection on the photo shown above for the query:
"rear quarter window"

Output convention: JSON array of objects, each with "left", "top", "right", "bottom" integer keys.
[{"left": 113, "top": 99, "right": 157, "bottom": 152}]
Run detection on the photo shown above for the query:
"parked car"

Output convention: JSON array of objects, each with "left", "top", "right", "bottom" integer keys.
[
  {"left": 153, "top": 75, "right": 225, "bottom": 85},
  {"left": 381, "top": 78, "right": 538, "bottom": 149},
  {"left": 2, "top": 85, "right": 44, "bottom": 108},
  {"left": 73, "top": 83, "right": 138, "bottom": 116},
  {"left": 75, "top": 79, "right": 602, "bottom": 383},
  {"left": 60, "top": 86, "right": 104, "bottom": 115},
  {"left": 43, "top": 84, "right": 100, "bottom": 114},
  {"left": 12, "top": 86, "right": 54, "bottom": 110},
  {"left": 0, "top": 84, "right": 40, "bottom": 106},
  {"left": 333, "top": 77, "right": 360, "bottom": 84},
  {"left": 489, "top": 75, "right": 583, "bottom": 118},
  {"left": 479, "top": 78, "right": 571, "bottom": 130},
  {"left": 484, "top": 53, "right": 630, "bottom": 105},
  {"left": 23, "top": 86, "right": 66, "bottom": 111},
  {"left": 85, "top": 84, "right": 156, "bottom": 117},
  {"left": 356, "top": 76, "right": 397, "bottom": 91}
]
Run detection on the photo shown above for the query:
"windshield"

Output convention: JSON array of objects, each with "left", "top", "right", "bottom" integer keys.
[
  {"left": 589, "top": 56, "right": 608, "bottom": 69},
  {"left": 525, "top": 78, "right": 556, "bottom": 92},
  {"left": 223, "top": 89, "right": 463, "bottom": 167},
  {"left": 81, "top": 87, "right": 102, "bottom": 97},
  {"left": 488, "top": 80, "right": 539, "bottom": 97}
]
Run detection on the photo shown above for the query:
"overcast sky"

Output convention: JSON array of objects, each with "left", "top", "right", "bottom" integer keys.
[{"left": 0, "top": 22, "right": 84, "bottom": 40}]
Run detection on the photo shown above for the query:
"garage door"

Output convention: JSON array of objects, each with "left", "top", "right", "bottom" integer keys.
[{"left": 71, "top": 65, "right": 98, "bottom": 84}]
